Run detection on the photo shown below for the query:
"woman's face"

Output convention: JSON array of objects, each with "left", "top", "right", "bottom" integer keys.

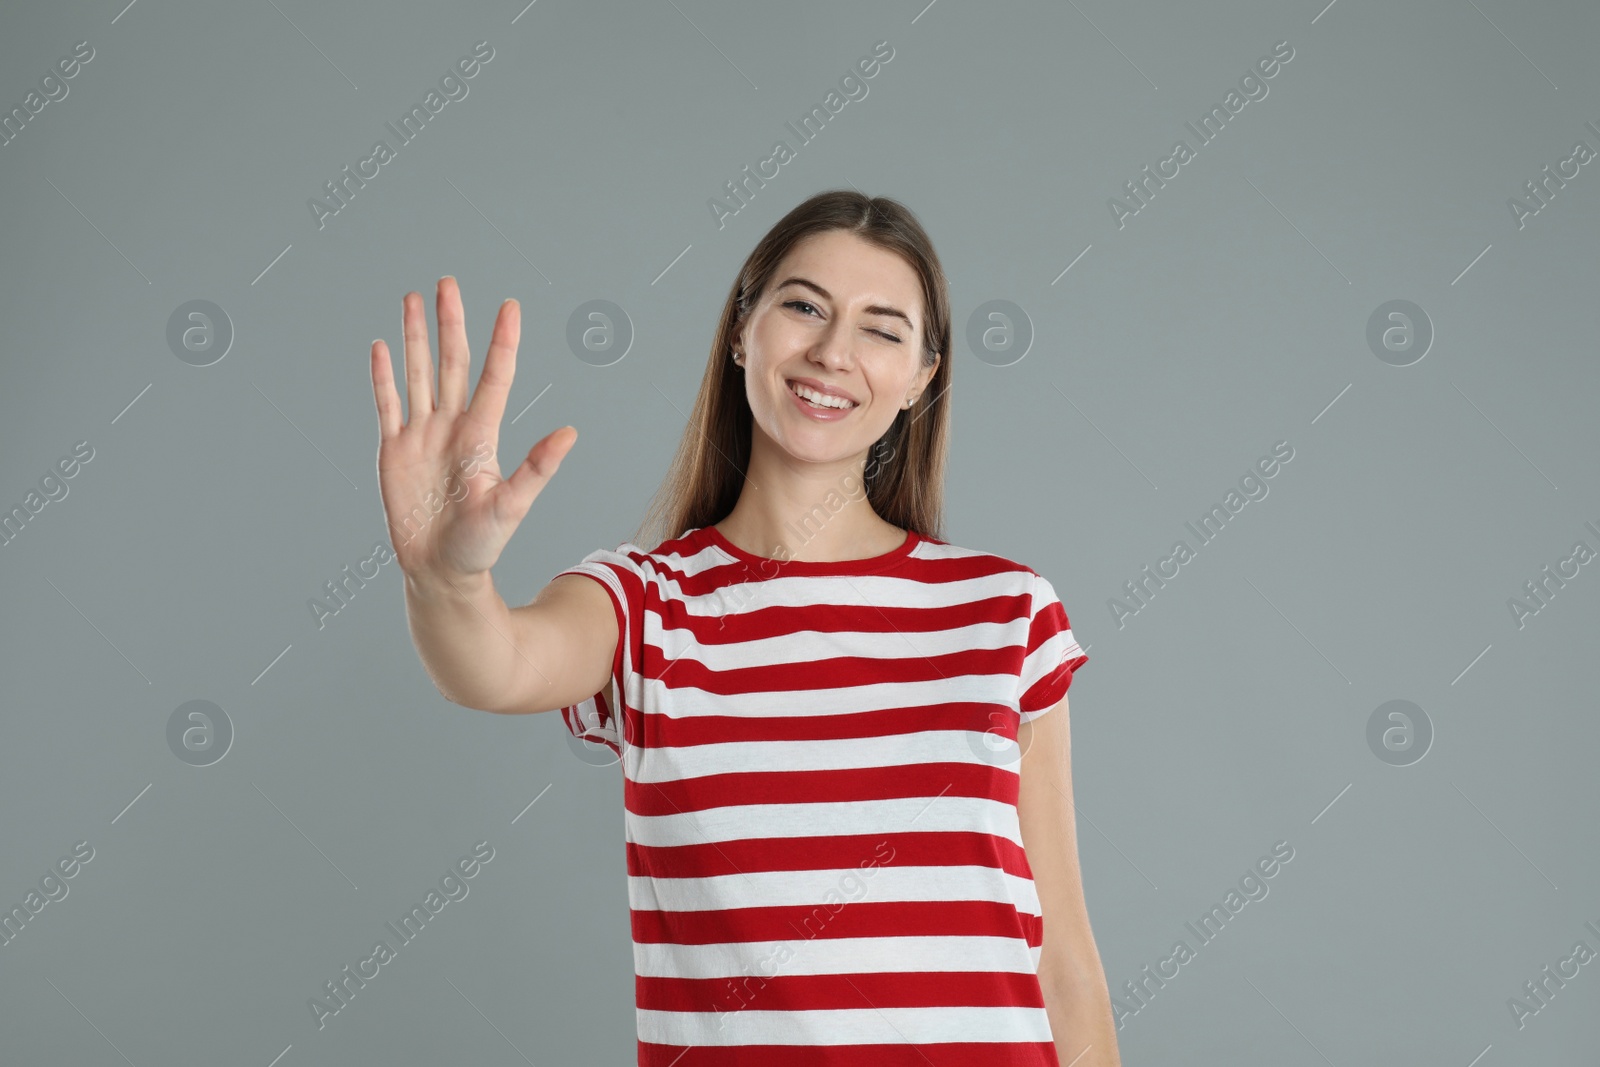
[{"left": 734, "top": 229, "right": 939, "bottom": 469}]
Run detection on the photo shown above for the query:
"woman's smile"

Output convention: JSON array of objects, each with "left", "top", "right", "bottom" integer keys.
[{"left": 784, "top": 377, "right": 859, "bottom": 421}]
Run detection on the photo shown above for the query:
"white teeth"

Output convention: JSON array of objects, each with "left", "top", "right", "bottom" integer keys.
[{"left": 789, "top": 381, "right": 855, "bottom": 410}]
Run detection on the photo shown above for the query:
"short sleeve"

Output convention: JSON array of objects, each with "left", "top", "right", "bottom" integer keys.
[
  {"left": 1017, "top": 571, "right": 1087, "bottom": 722},
  {"left": 555, "top": 544, "right": 647, "bottom": 758}
]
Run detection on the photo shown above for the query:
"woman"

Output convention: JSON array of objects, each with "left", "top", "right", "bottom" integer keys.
[{"left": 370, "top": 190, "right": 1121, "bottom": 1066}]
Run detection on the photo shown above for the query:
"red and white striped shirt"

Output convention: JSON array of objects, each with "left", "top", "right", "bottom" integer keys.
[{"left": 557, "top": 523, "right": 1087, "bottom": 1065}]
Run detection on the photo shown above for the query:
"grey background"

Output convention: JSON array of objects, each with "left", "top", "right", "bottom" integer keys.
[{"left": 2, "top": 0, "right": 1597, "bottom": 1063}]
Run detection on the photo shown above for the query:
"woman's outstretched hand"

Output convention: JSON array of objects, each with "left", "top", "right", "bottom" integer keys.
[{"left": 370, "top": 277, "right": 577, "bottom": 582}]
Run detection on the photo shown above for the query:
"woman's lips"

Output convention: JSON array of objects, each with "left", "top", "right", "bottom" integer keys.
[{"left": 786, "top": 379, "right": 856, "bottom": 421}]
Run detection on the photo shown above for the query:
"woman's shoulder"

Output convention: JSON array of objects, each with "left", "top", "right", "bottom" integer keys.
[
  {"left": 576, "top": 525, "right": 719, "bottom": 578},
  {"left": 912, "top": 531, "right": 1043, "bottom": 580}
]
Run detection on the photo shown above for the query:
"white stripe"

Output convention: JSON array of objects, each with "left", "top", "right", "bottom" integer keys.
[
  {"left": 631, "top": 728, "right": 1021, "bottom": 782},
  {"left": 628, "top": 794, "right": 1027, "bottom": 850},
  {"left": 639, "top": 672, "right": 1018, "bottom": 721},
  {"left": 629, "top": 865, "right": 1041, "bottom": 917},
  {"left": 1020, "top": 632, "right": 1084, "bottom": 690},
  {"left": 656, "top": 614, "right": 1021, "bottom": 667},
  {"left": 634, "top": 934, "right": 1042, "bottom": 980},
  {"left": 638, "top": 1004, "right": 1054, "bottom": 1044}
]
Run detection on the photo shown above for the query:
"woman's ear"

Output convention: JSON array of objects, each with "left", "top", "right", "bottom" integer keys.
[{"left": 910, "top": 351, "right": 941, "bottom": 404}]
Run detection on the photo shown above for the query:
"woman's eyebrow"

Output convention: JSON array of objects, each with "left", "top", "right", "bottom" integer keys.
[{"left": 776, "top": 277, "right": 915, "bottom": 332}]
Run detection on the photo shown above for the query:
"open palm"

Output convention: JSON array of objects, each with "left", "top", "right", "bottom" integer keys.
[{"left": 369, "top": 277, "right": 576, "bottom": 580}]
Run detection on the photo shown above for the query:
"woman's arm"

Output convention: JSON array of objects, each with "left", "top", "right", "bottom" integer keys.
[
  {"left": 371, "top": 277, "right": 610, "bottom": 716},
  {"left": 1017, "top": 694, "right": 1123, "bottom": 1067},
  {"left": 402, "top": 567, "right": 615, "bottom": 716}
]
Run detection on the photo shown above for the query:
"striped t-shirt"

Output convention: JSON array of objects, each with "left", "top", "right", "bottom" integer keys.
[{"left": 556, "top": 522, "right": 1087, "bottom": 1065}]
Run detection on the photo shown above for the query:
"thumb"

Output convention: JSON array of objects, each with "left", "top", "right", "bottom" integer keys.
[{"left": 492, "top": 426, "right": 577, "bottom": 526}]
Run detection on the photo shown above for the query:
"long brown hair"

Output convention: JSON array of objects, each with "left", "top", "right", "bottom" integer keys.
[{"left": 633, "top": 190, "right": 953, "bottom": 551}]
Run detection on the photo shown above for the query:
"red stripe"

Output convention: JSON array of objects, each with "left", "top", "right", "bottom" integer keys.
[
  {"left": 637, "top": 969, "right": 1050, "bottom": 1012},
  {"left": 627, "top": 829, "right": 1034, "bottom": 881},
  {"left": 626, "top": 761, "right": 1021, "bottom": 816},
  {"left": 660, "top": 545, "right": 1027, "bottom": 598},
  {"left": 1020, "top": 651, "right": 1087, "bottom": 714},
  {"left": 631, "top": 897, "right": 1035, "bottom": 945},
  {"left": 654, "top": 591, "right": 1029, "bottom": 646},
  {"left": 655, "top": 641, "right": 1028, "bottom": 698},
  {"left": 638, "top": 1040, "right": 1060, "bottom": 1067},
  {"left": 650, "top": 700, "right": 1018, "bottom": 748}
]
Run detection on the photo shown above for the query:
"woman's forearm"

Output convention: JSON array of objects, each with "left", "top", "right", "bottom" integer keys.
[
  {"left": 1041, "top": 951, "right": 1123, "bottom": 1066},
  {"left": 402, "top": 566, "right": 524, "bottom": 713}
]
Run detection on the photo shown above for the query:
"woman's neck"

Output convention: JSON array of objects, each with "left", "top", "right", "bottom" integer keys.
[{"left": 713, "top": 505, "right": 904, "bottom": 565}]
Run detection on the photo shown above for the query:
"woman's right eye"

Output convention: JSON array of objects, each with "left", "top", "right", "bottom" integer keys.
[{"left": 784, "top": 300, "right": 819, "bottom": 316}]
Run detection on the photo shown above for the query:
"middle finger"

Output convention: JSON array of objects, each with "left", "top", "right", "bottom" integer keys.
[
  {"left": 436, "top": 276, "right": 469, "bottom": 414},
  {"left": 401, "top": 290, "right": 436, "bottom": 421}
]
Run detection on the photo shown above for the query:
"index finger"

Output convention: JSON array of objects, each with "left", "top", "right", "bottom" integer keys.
[
  {"left": 371, "top": 338, "right": 403, "bottom": 440},
  {"left": 466, "top": 298, "right": 521, "bottom": 424}
]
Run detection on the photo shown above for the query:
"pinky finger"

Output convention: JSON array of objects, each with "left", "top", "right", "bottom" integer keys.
[{"left": 372, "top": 339, "right": 404, "bottom": 441}]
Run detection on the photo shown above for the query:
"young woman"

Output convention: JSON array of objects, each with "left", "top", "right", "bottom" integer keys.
[{"left": 371, "top": 191, "right": 1121, "bottom": 1066}]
